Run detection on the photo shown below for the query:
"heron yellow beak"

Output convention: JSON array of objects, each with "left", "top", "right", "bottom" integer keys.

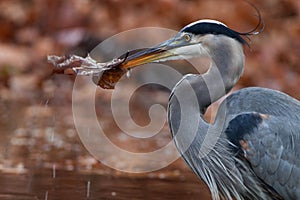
[
  {"left": 119, "top": 40, "right": 176, "bottom": 70},
  {"left": 96, "top": 38, "right": 184, "bottom": 89}
]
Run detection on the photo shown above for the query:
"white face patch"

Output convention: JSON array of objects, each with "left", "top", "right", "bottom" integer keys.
[
  {"left": 151, "top": 43, "right": 208, "bottom": 63},
  {"left": 184, "top": 19, "right": 227, "bottom": 29},
  {"left": 171, "top": 43, "right": 207, "bottom": 58}
]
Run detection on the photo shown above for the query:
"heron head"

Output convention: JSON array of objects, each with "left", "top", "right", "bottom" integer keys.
[
  {"left": 96, "top": 18, "right": 262, "bottom": 89},
  {"left": 118, "top": 19, "right": 247, "bottom": 70}
]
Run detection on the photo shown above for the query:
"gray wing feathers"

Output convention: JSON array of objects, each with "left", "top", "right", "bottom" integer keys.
[
  {"left": 225, "top": 87, "right": 300, "bottom": 120},
  {"left": 244, "top": 116, "right": 300, "bottom": 200}
]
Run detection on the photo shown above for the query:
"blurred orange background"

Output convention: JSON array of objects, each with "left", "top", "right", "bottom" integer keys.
[{"left": 0, "top": 0, "right": 299, "bottom": 199}]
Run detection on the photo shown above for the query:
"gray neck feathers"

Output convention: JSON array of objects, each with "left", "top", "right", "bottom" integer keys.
[
  {"left": 197, "top": 36, "right": 245, "bottom": 112},
  {"left": 168, "top": 37, "right": 272, "bottom": 200},
  {"left": 168, "top": 36, "right": 245, "bottom": 148}
]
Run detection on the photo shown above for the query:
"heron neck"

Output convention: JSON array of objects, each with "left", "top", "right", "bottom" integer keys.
[
  {"left": 198, "top": 39, "right": 245, "bottom": 113},
  {"left": 168, "top": 39, "right": 245, "bottom": 151}
]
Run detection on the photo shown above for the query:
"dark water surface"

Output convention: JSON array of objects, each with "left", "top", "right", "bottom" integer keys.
[
  {"left": 0, "top": 169, "right": 210, "bottom": 200},
  {"left": 0, "top": 96, "right": 211, "bottom": 200}
]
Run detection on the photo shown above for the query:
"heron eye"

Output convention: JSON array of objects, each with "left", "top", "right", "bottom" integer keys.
[{"left": 184, "top": 34, "right": 191, "bottom": 42}]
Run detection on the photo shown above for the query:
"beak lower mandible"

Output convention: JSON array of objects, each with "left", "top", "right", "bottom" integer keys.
[
  {"left": 119, "top": 39, "right": 178, "bottom": 69},
  {"left": 94, "top": 38, "right": 179, "bottom": 89}
]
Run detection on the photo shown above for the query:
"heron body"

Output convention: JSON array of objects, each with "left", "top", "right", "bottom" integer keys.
[
  {"left": 115, "top": 17, "right": 300, "bottom": 200},
  {"left": 169, "top": 84, "right": 300, "bottom": 199}
]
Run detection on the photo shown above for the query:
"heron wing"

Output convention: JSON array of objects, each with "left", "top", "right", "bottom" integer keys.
[
  {"left": 226, "top": 112, "right": 300, "bottom": 200},
  {"left": 224, "top": 87, "right": 300, "bottom": 120}
]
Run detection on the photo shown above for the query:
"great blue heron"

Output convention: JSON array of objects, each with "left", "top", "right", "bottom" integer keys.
[{"left": 99, "top": 15, "right": 300, "bottom": 200}]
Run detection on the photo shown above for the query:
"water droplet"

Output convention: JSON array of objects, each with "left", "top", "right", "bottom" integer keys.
[
  {"left": 45, "top": 99, "right": 49, "bottom": 107},
  {"left": 111, "top": 192, "right": 117, "bottom": 196},
  {"left": 44, "top": 191, "right": 48, "bottom": 200},
  {"left": 87, "top": 180, "right": 91, "bottom": 198},
  {"left": 126, "top": 70, "right": 131, "bottom": 78},
  {"left": 52, "top": 164, "right": 56, "bottom": 178},
  {"left": 51, "top": 131, "right": 54, "bottom": 143}
]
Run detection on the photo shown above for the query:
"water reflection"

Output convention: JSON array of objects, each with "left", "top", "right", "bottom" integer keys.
[
  {"left": 0, "top": 169, "right": 210, "bottom": 200},
  {"left": 0, "top": 91, "right": 211, "bottom": 199}
]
